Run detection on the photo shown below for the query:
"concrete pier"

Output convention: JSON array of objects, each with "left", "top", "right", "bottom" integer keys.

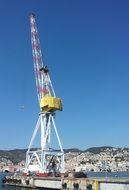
[{"left": 2, "top": 175, "right": 129, "bottom": 190}]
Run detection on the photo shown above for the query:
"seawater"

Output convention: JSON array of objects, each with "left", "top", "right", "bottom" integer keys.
[
  {"left": 87, "top": 171, "right": 129, "bottom": 178},
  {"left": 0, "top": 173, "right": 38, "bottom": 190},
  {"left": 0, "top": 172, "right": 129, "bottom": 190}
]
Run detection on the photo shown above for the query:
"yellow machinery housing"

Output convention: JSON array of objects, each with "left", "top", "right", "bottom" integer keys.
[{"left": 40, "top": 96, "right": 62, "bottom": 112}]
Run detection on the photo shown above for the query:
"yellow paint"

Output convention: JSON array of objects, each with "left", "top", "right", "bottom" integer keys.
[
  {"left": 40, "top": 96, "right": 62, "bottom": 112},
  {"left": 94, "top": 179, "right": 99, "bottom": 190}
]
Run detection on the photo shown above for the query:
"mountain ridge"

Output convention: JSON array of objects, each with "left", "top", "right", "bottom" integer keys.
[{"left": 0, "top": 146, "right": 128, "bottom": 164}]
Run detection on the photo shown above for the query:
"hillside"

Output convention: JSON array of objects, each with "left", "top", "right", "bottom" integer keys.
[{"left": 0, "top": 147, "right": 128, "bottom": 164}]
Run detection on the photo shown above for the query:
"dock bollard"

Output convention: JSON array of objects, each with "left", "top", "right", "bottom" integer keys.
[
  {"left": 73, "top": 182, "right": 79, "bottom": 190},
  {"left": 86, "top": 184, "right": 92, "bottom": 190},
  {"left": 62, "top": 182, "right": 67, "bottom": 189}
]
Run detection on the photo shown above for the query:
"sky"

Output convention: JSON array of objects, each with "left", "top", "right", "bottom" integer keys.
[{"left": 0, "top": 0, "right": 129, "bottom": 150}]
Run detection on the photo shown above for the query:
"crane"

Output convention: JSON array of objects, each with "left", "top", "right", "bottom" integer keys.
[{"left": 24, "top": 13, "right": 65, "bottom": 176}]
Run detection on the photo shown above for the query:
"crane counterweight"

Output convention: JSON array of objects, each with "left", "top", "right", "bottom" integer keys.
[{"left": 40, "top": 96, "right": 62, "bottom": 112}]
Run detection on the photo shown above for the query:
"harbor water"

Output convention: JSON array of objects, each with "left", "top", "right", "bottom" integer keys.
[
  {"left": 0, "top": 173, "right": 37, "bottom": 190},
  {"left": 87, "top": 171, "right": 129, "bottom": 178}
]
